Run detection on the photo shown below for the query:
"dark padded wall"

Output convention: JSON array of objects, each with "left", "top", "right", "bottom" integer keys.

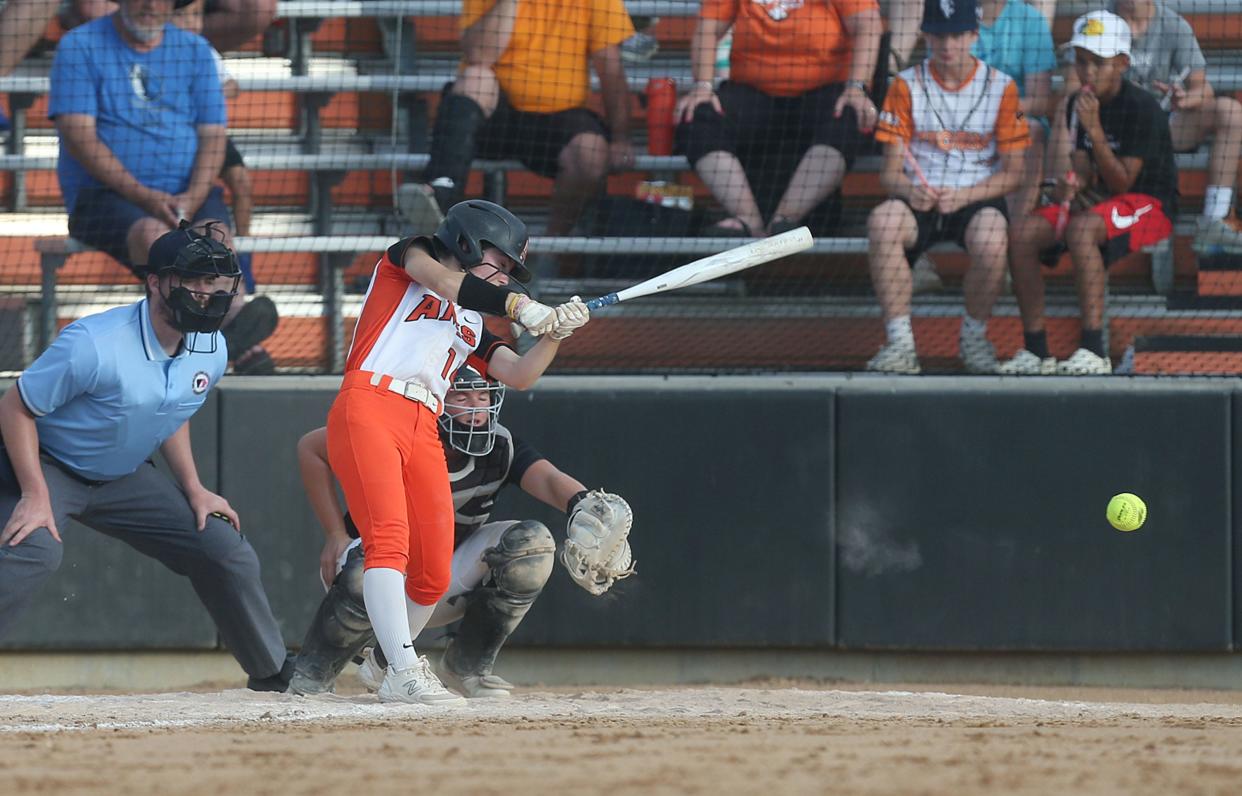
[
  {"left": 0, "top": 390, "right": 221, "bottom": 649},
  {"left": 494, "top": 385, "right": 836, "bottom": 647},
  {"left": 835, "top": 383, "right": 1232, "bottom": 651},
  {"left": 215, "top": 383, "right": 337, "bottom": 645}
]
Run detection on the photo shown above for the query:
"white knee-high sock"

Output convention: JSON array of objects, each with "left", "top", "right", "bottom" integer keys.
[
  {"left": 405, "top": 598, "right": 436, "bottom": 645},
  {"left": 363, "top": 567, "right": 418, "bottom": 671}
]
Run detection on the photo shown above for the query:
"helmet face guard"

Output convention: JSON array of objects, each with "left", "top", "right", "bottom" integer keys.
[
  {"left": 150, "top": 222, "right": 242, "bottom": 352},
  {"left": 433, "top": 200, "right": 532, "bottom": 284},
  {"left": 438, "top": 367, "right": 506, "bottom": 456}
]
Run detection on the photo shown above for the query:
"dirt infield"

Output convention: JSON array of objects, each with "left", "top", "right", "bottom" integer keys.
[{"left": 4, "top": 684, "right": 1242, "bottom": 794}]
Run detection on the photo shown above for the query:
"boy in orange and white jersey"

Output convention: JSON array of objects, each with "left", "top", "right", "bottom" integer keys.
[{"left": 866, "top": 0, "right": 1029, "bottom": 375}]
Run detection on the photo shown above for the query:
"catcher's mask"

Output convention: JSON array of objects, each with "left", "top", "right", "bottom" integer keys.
[
  {"left": 147, "top": 221, "right": 241, "bottom": 352},
  {"left": 433, "top": 200, "right": 532, "bottom": 284},
  {"left": 439, "top": 366, "right": 506, "bottom": 456}
]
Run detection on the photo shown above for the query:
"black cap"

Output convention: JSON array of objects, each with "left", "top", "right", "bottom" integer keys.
[
  {"left": 174, "top": 0, "right": 197, "bottom": 8},
  {"left": 147, "top": 221, "right": 240, "bottom": 279},
  {"left": 922, "top": 0, "right": 978, "bottom": 34}
]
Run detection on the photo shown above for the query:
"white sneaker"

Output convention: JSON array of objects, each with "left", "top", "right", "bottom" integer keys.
[
  {"left": 910, "top": 254, "right": 944, "bottom": 295},
  {"left": 1056, "top": 348, "right": 1113, "bottom": 375},
  {"left": 998, "top": 349, "right": 1057, "bottom": 375},
  {"left": 377, "top": 656, "right": 467, "bottom": 706},
  {"left": 1193, "top": 216, "right": 1242, "bottom": 255},
  {"left": 866, "top": 340, "right": 920, "bottom": 374},
  {"left": 438, "top": 664, "right": 514, "bottom": 699},
  {"left": 356, "top": 647, "right": 384, "bottom": 692},
  {"left": 959, "top": 332, "right": 999, "bottom": 374}
]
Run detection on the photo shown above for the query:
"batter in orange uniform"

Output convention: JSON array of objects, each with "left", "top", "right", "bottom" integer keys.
[{"left": 327, "top": 200, "right": 588, "bottom": 705}]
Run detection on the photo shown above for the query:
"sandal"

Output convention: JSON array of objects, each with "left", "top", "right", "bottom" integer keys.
[
  {"left": 767, "top": 215, "right": 800, "bottom": 236},
  {"left": 707, "top": 217, "right": 759, "bottom": 238}
]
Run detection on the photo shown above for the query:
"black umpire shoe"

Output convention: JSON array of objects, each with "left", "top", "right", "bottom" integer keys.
[{"left": 248, "top": 652, "right": 296, "bottom": 693}]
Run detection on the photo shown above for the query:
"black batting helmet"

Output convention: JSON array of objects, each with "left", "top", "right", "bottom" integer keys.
[
  {"left": 147, "top": 221, "right": 242, "bottom": 341},
  {"left": 433, "top": 200, "right": 532, "bottom": 284}
]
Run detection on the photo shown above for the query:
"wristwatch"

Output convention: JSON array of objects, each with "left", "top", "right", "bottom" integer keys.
[{"left": 844, "top": 79, "right": 869, "bottom": 94}]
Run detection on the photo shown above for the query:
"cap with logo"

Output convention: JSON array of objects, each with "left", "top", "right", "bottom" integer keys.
[
  {"left": 1068, "top": 10, "right": 1132, "bottom": 59},
  {"left": 921, "top": 0, "right": 978, "bottom": 34}
]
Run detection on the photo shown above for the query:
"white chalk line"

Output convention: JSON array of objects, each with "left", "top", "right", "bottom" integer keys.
[{"left": 3, "top": 688, "right": 1242, "bottom": 734}]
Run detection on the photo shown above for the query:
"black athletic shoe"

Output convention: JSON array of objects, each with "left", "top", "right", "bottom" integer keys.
[{"left": 248, "top": 653, "right": 296, "bottom": 693}]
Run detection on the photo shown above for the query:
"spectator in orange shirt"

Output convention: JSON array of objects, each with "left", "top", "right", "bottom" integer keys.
[
  {"left": 674, "top": 0, "right": 883, "bottom": 237},
  {"left": 399, "top": 0, "right": 635, "bottom": 251}
]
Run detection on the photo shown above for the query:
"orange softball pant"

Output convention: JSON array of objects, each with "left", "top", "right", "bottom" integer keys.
[{"left": 326, "top": 373, "right": 454, "bottom": 605}]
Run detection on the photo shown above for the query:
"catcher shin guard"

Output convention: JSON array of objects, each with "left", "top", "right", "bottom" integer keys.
[
  {"left": 290, "top": 546, "right": 375, "bottom": 695},
  {"left": 423, "top": 93, "right": 485, "bottom": 210},
  {"left": 442, "top": 521, "right": 555, "bottom": 687}
]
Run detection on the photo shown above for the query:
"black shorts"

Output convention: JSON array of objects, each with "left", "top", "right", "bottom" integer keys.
[
  {"left": 221, "top": 138, "right": 245, "bottom": 174},
  {"left": 901, "top": 197, "right": 1009, "bottom": 265},
  {"left": 677, "top": 80, "right": 868, "bottom": 170},
  {"left": 474, "top": 91, "right": 609, "bottom": 178}
]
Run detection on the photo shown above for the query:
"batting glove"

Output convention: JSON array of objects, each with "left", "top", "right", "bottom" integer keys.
[
  {"left": 505, "top": 294, "right": 557, "bottom": 336},
  {"left": 548, "top": 296, "right": 590, "bottom": 341}
]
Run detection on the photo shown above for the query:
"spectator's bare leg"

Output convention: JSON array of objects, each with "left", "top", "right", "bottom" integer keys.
[
  {"left": 769, "top": 145, "right": 845, "bottom": 230},
  {"left": 223, "top": 165, "right": 253, "bottom": 237},
  {"left": 1045, "top": 97, "right": 1073, "bottom": 181},
  {"left": 201, "top": 0, "right": 277, "bottom": 52},
  {"left": 548, "top": 132, "right": 608, "bottom": 237},
  {"left": 126, "top": 217, "right": 170, "bottom": 273},
  {"left": 694, "top": 151, "right": 764, "bottom": 235},
  {"left": 866, "top": 199, "right": 919, "bottom": 320},
  {"left": 960, "top": 208, "right": 1008, "bottom": 322},
  {"left": 1009, "top": 214, "right": 1056, "bottom": 332},
  {"left": 1065, "top": 212, "right": 1108, "bottom": 330},
  {"left": 0, "top": 0, "right": 60, "bottom": 76},
  {"left": 1173, "top": 98, "right": 1242, "bottom": 203},
  {"left": 1009, "top": 121, "right": 1046, "bottom": 218},
  {"left": 453, "top": 64, "right": 501, "bottom": 115}
]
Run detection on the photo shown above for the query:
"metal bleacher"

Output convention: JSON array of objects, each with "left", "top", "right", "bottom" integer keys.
[{"left": 1, "top": 0, "right": 1240, "bottom": 373}]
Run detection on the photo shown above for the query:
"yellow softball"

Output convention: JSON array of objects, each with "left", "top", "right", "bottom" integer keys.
[{"left": 1107, "top": 493, "right": 1147, "bottom": 532}]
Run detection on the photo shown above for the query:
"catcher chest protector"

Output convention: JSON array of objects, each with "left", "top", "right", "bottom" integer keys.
[
  {"left": 442, "top": 520, "right": 555, "bottom": 678},
  {"left": 289, "top": 545, "right": 374, "bottom": 695},
  {"left": 433, "top": 200, "right": 532, "bottom": 283}
]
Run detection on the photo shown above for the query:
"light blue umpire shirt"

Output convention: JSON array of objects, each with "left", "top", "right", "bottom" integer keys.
[{"left": 15, "top": 299, "right": 227, "bottom": 481}]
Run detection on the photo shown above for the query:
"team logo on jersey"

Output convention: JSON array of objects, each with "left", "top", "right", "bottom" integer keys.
[
  {"left": 752, "top": 0, "right": 802, "bottom": 21},
  {"left": 192, "top": 371, "right": 211, "bottom": 395},
  {"left": 405, "top": 294, "right": 479, "bottom": 346}
]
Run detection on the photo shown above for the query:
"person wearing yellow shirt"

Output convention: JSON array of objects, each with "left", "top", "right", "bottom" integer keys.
[{"left": 399, "top": 0, "right": 635, "bottom": 264}]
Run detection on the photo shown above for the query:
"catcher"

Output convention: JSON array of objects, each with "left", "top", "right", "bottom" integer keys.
[{"left": 290, "top": 366, "right": 634, "bottom": 698}]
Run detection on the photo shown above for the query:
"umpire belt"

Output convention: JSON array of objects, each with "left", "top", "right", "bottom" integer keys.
[{"left": 349, "top": 370, "right": 441, "bottom": 415}]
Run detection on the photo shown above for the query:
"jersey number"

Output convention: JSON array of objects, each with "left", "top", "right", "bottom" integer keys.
[{"left": 441, "top": 349, "right": 457, "bottom": 380}]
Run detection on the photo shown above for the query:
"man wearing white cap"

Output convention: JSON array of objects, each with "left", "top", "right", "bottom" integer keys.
[{"left": 1002, "top": 10, "right": 1177, "bottom": 376}]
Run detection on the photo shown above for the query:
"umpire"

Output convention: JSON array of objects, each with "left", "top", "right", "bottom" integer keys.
[{"left": 0, "top": 222, "right": 292, "bottom": 691}]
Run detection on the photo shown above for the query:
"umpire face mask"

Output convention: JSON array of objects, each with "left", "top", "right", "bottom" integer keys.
[{"left": 439, "top": 381, "right": 506, "bottom": 456}]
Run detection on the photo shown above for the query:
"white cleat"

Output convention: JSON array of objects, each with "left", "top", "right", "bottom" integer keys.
[
  {"left": 356, "top": 647, "right": 384, "bottom": 692},
  {"left": 397, "top": 183, "right": 445, "bottom": 233},
  {"left": 378, "top": 656, "right": 467, "bottom": 706},
  {"left": 998, "top": 349, "right": 1057, "bottom": 375},
  {"left": 959, "top": 332, "right": 999, "bottom": 374},
  {"left": 438, "top": 663, "right": 514, "bottom": 699},
  {"left": 866, "top": 341, "right": 920, "bottom": 374},
  {"left": 1056, "top": 348, "right": 1113, "bottom": 375}
]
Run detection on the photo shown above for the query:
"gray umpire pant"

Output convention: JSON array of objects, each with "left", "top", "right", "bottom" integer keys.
[{"left": 0, "top": 458, "right": 287, "bottom": 679}]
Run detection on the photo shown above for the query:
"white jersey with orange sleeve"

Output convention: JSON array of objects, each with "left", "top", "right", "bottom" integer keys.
[
  {"left": 344, "top": 238, "right": 506, "bottom": 404},
  {"left": 876, "top": 59, "right": 1030, "bottom": 191}
]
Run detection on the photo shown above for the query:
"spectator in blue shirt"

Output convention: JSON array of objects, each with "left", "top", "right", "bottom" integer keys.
[
  {"left": 51, "top": 0, "right": 279, "bottom": 373},
  {"left": 0, "top": 224, "right": 293, "bottom": 692}
]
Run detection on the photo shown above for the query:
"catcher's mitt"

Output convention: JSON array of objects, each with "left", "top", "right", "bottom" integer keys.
[{"left": 561, "top": 490, "right": 635, "bottom": 596}]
